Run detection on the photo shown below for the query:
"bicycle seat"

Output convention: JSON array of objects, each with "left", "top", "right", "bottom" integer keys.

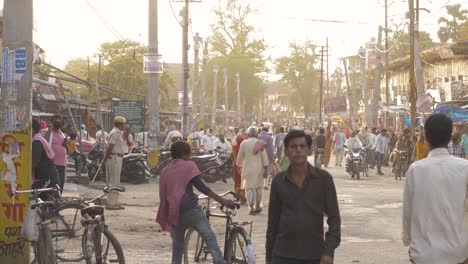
[{"left": 81, "top": 205, "right": 104, "bottom": 217}]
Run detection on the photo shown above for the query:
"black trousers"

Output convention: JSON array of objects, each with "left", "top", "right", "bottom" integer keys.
[
  {"left": 56, "top": 165, "right": 65, "bottom": 193},
  {"left": 272, "top": 254, "right": 320, "bottom": 264}
]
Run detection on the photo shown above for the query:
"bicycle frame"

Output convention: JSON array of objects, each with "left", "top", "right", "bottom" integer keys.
[{"left": 197, "top": 195, "right": 253, "bottom": 262}]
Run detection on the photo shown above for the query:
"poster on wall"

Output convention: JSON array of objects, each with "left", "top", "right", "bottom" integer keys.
[{"left": 0, "top": 47, "right": 32, "bottom": 263}]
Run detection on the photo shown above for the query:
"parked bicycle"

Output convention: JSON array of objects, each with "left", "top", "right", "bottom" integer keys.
[
  {"left": 184, "top": 191, "right": 255, "bottom": 264},
  {"left": 13, "top": 186, "right": 61, "bottom": 264}
]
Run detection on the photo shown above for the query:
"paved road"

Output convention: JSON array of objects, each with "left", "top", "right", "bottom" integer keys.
[{"left": 64, "top": 157, "right": 410, "bottom": 264}]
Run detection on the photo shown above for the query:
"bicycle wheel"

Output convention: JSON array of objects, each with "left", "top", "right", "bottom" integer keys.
[
  {"left": 36, "top": 226, "right": 57, "bottom": 264},
  {"left": 226, "top": 226, "right": 254, "bottom": 264},
  {"left": 52, "top": 201, "right": 86, "bottom": 262},
  {"left": 184, "top": 228, "right": 213, "bottom": 264},
  {"left": 82, "top": 226, "right": 125, "bottom": 264}
]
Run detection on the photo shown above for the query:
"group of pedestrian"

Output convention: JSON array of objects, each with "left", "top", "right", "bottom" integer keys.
[{"left": 155, "top": 114, "right": 467, "bottom": 264}]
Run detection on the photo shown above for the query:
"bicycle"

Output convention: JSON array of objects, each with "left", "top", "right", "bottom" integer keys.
[
  {"left": 184, "top": 191, "right": 255, "bottom": 264},
  {"left": 80, "top": 186, "right": 126, "bottom": 264},
  {"left": 13, "top": 186, "right": 61, "bottom": 264}
]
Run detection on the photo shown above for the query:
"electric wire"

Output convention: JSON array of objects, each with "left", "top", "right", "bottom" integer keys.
[{"left": 169, "top": 0, "right": 184, "bottom": 27}]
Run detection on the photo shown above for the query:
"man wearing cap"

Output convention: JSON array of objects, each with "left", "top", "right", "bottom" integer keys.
[{"left": 103, "top": 116, "right": 127, "bottom": 210}]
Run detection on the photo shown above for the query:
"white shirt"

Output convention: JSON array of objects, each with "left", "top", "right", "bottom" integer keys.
[
  {"left": 402, "top": 148, "right": 468, "bottom": 264},
  {"left": 164, "top": 130, "right": 183, "bottom": 147},
  {"left": 214, "top": 139, "right": 232, "bottom": 153},
  {"left": 201, "top": 134, "right": 216, "bottom": 151},
  {"left": 344, "top": 137, "right": 362, "bottom": 151},
  {"left": 136, "top": 132, "right": 148, "bottom": 147},
  {"left": 108, "top": 127, "right": 126, "bottom": 155},
  {"left": 96, "top": 130, "right": 109, "bottom": 145},
  {"left": 368, "top": 133, "right": 377, "bottom": 149}
]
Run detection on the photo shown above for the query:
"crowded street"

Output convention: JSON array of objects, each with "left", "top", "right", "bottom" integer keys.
[
  {"left": 63, "top": 157, "right": 410, "bottom": 264},
  {"left": 1, "top": 0, "right": 468, "bottom": 263}
]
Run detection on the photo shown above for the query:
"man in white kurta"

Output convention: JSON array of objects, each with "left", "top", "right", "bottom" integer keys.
[{"left": 237, "top": 127, "right": 269, "bottom": 215}]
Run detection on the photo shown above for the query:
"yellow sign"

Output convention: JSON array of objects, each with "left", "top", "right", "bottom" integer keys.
[
  {"left": 0, "top": 130, "right": 31, "bottom": 263},
  {"left": 146, "top": 146, "right": 160, "bottom": 169}
]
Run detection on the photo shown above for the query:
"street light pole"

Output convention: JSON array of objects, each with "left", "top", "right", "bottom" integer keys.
[
  {"left": 223, "top": 68, "right": 229, "bottom": 130},
  {"left": 182, "top": 0, "right": 190, "bottom": 140},
  {"left": 236, "top": 73, "right": 241, "bottom": 127},
  {"left": 211, "top": 64, "right": 219, "bottom": 129}
]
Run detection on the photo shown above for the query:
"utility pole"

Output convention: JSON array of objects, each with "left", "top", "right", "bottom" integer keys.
[
  {"left": 319, "top": 46, "right": 324, "bottom": 125},
  {"left": 408, "top": 0, "right": 417, "bottom": 136},
  {"left": 181, "top": 0, "right": 190, "bottom": 140},
  {"left": 211, "top": 64, "right": 219, "bottom": 129},
  {"left": 96, "top": 54, "right": 102, "bottom": 125},
  {"left": 326, "top": 38, "right": 330, "bottom": 97},
  {"left": 343, "top": 58, "right": 354, "bottom": 129},
  {"left": 200, "top": 40, "right": 208, "bottom": 129},
  {"left": 359, "top": 46, "right": 370, "bottom": 126},
  {"left": 236, "top": 73, "right": 241, "bottom": 127},
  {"left": 147, "top": 0, "right": 161, "bottom": 166},
  {"left": 414, "top": 0, "right": 425, "bottom": 98},
  {"left": 0, "top": 1, "right": 33, "bottom": 263},
  {"left": 223, "top": 68, "right": 229, "bottom": 130},
  {"left": 385, "top": 0, "right": 390, "bottom": 105},
  {"left": 192, "top": 32, "right": 202, "bottom": 131},
  {"left": 371, "top": 26, "right": 384, "bottom": 128}
]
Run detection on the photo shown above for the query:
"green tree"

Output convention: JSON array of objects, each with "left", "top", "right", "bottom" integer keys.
[
  {"left": 388, "top": 31, "right": 435, "bottom": 60},
  {"left": 459, "top": 20, "right": 468, "bottom": 40},
  {"left": 437, "top": 4, "right": 468, "bottom": 42},
  {"left": 60, "top": 40, "right": 175, "bottom": 109},
  {"left": 275, "top": 41, "right": 319, "bottom": 119},
  {"left": 207, "top": 0, "right": 268, "bottom": 119}
]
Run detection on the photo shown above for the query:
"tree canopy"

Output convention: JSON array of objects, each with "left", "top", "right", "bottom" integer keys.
[
  {"left": 275, "top": 40, "right": 319, "bottom": 119},
  {"left": 59, "top": 40, "right": 175, "bottom": 109},
  {"left": 437, "top": 4, "right": 468, "bottom": 42},
  {"left": 388, "top": 30, "right": 436, "bottom": 61},
  {"left": 207, "top": 0, "right": 268, "bottom": 119}
]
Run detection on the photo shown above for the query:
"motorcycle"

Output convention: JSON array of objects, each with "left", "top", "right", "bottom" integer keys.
[
  {"left": 345, "top": 146, "right": 364, "bottom": 179},
  {"left": 213, "top": 148, "right": 233, "bottom": 183},
  {"left": 152, "top": 147, "right": 227, "bottom": 183},
  {"left": 314, "top": 148, "right": 325, "bottom": 169},
  {"left": 393, "top": 150, "right": 408, "bottom": 180},
  {"left": 86, "top": 143, "right": 150, "bottom": 184}
]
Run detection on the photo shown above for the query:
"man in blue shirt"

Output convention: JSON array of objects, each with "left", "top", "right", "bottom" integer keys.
[
  {"left": 333, "top": 128, "right": 347, "bottom": 166},
  {"left": 375, "top": 129, "right": 389, "bottom": 175}
]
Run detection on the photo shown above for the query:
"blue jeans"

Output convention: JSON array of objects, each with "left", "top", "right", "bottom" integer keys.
[
  {"left": 368, "top": 149, "right": 375, "bottom": 167},
  {"left": 272, "top": 254, "right": 320, "bottom": 264},
  {"left": 376, "top": 152, "right": 384, "bottom": 173},
  {"left": 171, "top": 207, "right": 226, "bottom": 264}
]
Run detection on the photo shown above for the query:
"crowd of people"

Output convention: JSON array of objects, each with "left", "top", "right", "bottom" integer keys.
[{"left": 157, "top": 115, "right": 467, "bottom": 264}]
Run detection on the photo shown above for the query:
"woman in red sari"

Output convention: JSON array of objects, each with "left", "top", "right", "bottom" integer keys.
[
  {"left": 324, "top": 122, "right": 333, "bottom": 167},
  {"left": 232, "top": 134, "right": 246, "bottom": 202}
]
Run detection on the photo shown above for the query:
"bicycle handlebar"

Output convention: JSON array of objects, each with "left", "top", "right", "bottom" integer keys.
[{"left": 12, "top": 185, "right": 61, "bottom": 197}]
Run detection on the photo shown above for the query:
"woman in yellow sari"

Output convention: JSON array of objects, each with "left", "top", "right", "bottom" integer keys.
[{"left": 232, "top": 134, "right": 246, "bottom": 202}]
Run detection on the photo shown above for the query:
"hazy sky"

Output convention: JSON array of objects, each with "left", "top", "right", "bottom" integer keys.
[{"left": 2, "top": 0, "right": 466, "bottom": 78}]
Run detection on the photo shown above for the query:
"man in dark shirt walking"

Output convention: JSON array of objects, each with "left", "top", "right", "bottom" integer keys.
[{"left": 266, "top": 130, "right": 341, "bottom": 264}]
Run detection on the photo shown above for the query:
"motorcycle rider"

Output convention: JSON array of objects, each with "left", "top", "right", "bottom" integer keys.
[
  {"left": 214, "top": 133, "right": 232, "bottom": 153},
  {"left": 344, "top": 131, "right": 363, "bottom": 175},
  {"left": 201, "top": 129, "right": 216, "bottom": 154},
  {"left": 164, "top": 125, "right": 183, "bottom": 148}
]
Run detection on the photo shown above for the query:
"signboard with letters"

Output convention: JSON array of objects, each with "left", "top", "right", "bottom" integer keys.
[
  {"left": 143, "top": 53, "right": 163, "bottom": 74},
  {"left": 112, "top": 100, "right": 145, "bottom": 126}
]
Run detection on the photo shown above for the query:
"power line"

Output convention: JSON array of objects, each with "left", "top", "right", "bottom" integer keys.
[
  {"left": 432, "top": 0, "right": 453, "bottom": 16},
  {"left": 251, "top": 11, "right": 372, "bottom": 25},
  {"left": 169, "top": 0, "right": 184, "bottom": 26},
  {"left": 85, "top": 0, "right": 126, "bottom": 41}
]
